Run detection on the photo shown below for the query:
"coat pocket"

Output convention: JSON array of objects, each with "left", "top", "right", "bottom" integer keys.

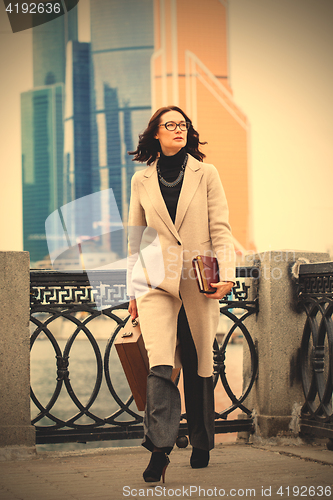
[{"left": 199, "top": 239, "right": 214, "bottom": 258}]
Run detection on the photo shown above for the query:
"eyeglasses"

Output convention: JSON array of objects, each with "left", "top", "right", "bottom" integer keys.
[{"left": 159, "top": 121, "right": 190, "bottom": 131}]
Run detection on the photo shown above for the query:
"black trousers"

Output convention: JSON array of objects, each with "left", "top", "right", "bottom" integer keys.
[{"left": 142, "top": 304, "right": 215, "bottom": 454}]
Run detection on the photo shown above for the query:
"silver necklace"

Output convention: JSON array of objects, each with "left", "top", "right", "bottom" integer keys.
[{"left": 157, "top": 153, "right": 188, "bottom": 188}]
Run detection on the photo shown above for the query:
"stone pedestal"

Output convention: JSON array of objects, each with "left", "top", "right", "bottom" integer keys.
[
  {"left": 243, "top": 250, "right": 330, "bottom": 439},
  {"left": 0, "top": 252, "right": 35, "bottom": 455}
]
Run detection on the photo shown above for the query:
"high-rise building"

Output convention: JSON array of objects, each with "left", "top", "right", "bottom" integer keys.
[
  {"left": 152, "top": 0, "right": 254, "bottom": 251},
  {"left": 22, "top": 8, "right": 97, "bottom": 264},
  {"left": 90, "top": 0, "right": 154, "bottom": 222},
  {"left": 64, "top": 41, "right": 96, "bottom": 241},
  {"left": 64, "top": 41, "right": 93, "bottom": 203},
  {"left": 21, "top": 84, "right": 64, "bottom": 262},
  {"left": 33, "top": 8, "right": 78, "bottom": 87}
]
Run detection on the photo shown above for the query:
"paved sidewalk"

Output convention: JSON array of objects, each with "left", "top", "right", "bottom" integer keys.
[{"left": 0, "top": 442, "right": 332, "bottom": 500}]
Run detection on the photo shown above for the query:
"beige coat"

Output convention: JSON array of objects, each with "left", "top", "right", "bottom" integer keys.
[{"left": 127, "top": 154, "right": 236, "bottom": 377}]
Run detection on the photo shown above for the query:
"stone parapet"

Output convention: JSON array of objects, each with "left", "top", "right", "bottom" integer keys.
[
  {"left": 0, "top": 251, "right": 35, "bottom": 451},
  {"left": 243, "top": 250, "right": 330, "bottom": 439}
]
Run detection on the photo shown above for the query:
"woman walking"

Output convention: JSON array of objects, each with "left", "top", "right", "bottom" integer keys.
[{"left": 127, "top": 106, "right": 235, "bottom": 483}]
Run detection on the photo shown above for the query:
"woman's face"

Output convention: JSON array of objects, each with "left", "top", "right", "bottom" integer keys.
[{"left": 155, "top": 110, "right": 188, "bottom": 156}]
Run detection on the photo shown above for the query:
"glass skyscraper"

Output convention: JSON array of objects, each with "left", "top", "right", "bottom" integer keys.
[
  {"left": 21, "top": 84, "right": 64, "bottom": 262},
  {"left": 33, "top": 7, "right": 78, "bottom": 87},
  {"left": 64, "top": 40, "right": 97, "bottom": 240},
  {"left": 64, "top": 41, "right": 93, "bottom": 203},
  {"left": 90, "top": 0, "right": 154, "bottom": 222},
  {"left": 22, "top": 8, "right": 89, "bottom": 264}
]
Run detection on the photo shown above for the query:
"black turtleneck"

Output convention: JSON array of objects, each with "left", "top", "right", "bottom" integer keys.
[{"left": 158, "top": 147, "right": 187, "bottom": 223}]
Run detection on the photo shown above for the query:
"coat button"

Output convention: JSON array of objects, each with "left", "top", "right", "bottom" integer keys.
[{"left": 177, "top": 241, "right": 181, "bottom": 246}]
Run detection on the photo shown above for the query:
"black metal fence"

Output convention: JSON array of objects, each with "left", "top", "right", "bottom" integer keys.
[
  {"left": 297, "top": 261, "right": 333, "bottom": 447},
  {"left": 30, "top": 267, "right": 259, "bottom": 445}
]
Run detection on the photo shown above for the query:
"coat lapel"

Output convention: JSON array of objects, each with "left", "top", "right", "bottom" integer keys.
[
  {"left": 141, "top": 154, "right": 203, "bottom": 239},
  {"left": 175, "top": 155, "right": 203, "bottom": 231}
]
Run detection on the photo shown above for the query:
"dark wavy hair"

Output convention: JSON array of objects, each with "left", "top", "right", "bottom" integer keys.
[{"left": 128, "top": 106, "right": 207, "bottom": 165}]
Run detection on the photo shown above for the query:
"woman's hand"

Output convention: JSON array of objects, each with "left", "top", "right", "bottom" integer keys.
[
  {"left": 128, "top": 298, "right": 138, "bottom": 320},
  {"left": 204, "top": 281, "right": 234, "bottom": 300}
]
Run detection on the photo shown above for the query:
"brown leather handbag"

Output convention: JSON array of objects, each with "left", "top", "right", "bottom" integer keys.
[
  {"left": 115, "top": 316, "right": 181, "bottom": 411},
  {"left": 115, "top": 317, "right": 149, "bottom": 411}
]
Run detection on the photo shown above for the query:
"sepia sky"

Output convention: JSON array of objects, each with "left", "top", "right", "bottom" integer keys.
[{"left": 0, "top": 0, "right": 332, "bottom": 256}]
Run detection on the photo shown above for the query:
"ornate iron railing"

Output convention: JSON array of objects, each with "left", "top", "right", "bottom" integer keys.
[
  {"left": 30, "top": 267, "right": 259, "bottom": 444},
  {"left": 297, "top": 261, "right": 333, "bottom": 448}
]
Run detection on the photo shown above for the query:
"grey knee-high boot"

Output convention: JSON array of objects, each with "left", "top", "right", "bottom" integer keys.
[{"left": 142, "top": 365, "right": 181, "bottom": 454}]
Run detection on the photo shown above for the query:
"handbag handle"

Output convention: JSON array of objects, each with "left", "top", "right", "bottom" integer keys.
[{"left": 121, "top": 317, "right": 139, "bottom": 338}]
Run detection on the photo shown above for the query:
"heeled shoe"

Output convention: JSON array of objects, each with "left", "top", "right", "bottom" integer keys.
[
  {"left": 190, "top": 447, "right": 210, "bottom": 468},
  {"left": 143, "top": 452, "right": 170, "bottom": 483}
]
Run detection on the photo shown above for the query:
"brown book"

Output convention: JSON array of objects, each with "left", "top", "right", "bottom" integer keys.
[
  {"left": 192, "top": 255, "right": 219, "bottom": 293},
  {"left": 115, "top": 317, "right": 180, "bottom": 411}
]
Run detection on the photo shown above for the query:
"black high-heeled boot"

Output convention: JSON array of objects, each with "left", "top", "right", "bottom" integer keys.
[
  {"left": 190, "top": 447, "right": 210, "bottom": 468},
  {"left": 143, "top": 452, "right": 170, "bottom": 483}
]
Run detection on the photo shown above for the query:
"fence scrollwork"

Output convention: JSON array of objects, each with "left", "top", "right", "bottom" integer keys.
[
  {"left": 30, "top": 268, "right": 259, "bottom": 444},
  {"left": 297, "top": 261, "right": 333, "bottom": 446}
]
